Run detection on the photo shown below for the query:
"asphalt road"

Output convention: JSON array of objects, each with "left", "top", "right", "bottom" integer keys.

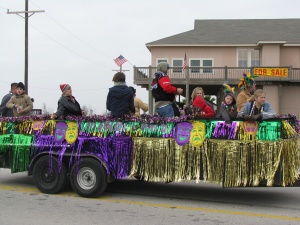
[{"left": 0, "top": 169, "right": 299, "bottom": 225}]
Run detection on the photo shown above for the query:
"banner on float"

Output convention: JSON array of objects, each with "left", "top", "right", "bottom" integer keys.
[{"left": 253, "top": 67, "right": 288, "bottom": 77}]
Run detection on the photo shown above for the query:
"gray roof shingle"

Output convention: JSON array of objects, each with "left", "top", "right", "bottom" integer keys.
[{"left": 146, "top": 19, "right": 300, "bottom": 47}]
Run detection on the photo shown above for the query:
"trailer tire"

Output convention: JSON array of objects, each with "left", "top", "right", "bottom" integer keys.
[
  {"left": 70, "top": 158, "right": 107, "bottom": 198},
  {"left": 33, "top": 155, "right": 67, "bottom": 194}
]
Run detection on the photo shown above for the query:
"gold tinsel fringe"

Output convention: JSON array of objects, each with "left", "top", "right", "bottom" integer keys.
[{"left": 130, "top": 137, "right": 299, "bottom": 187}]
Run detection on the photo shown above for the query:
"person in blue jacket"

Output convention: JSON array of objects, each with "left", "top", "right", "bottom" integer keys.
[
  {"left": 106, "top": 72, "right": 135, "bottom": 117},
  {"left": 237, "top": 89, "right": 276, "bottom": 121}
]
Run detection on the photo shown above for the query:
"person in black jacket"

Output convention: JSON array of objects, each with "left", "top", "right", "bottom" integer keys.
[
  {"left": 52, "top": 84, "right": 82, "bottom": 118},
  {"left": 0, "top": 82, "right": 18, "bottom": 117},
  {"left": 217, "top": 83, "right": 237, "bottom": 126},
  {"left": 106, "top": 72, "right": 135, "bottom": 117}
]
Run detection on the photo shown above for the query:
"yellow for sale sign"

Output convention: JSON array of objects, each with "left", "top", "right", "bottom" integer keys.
[{"left": 253, "top": 67, "right": 288, "bottom": 77}]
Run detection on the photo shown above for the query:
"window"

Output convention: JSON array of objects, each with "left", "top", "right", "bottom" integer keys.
[
  {"left": 157, "top": 59, "right": 168, "bottom": 65},
  {"left": 190, "top": 58, "right": 213, "bottom": 73},
  {"left": 250, "top": 49, "right": 260, "bottom": 66},
  {"left": 172, "top": 59, "right": 183, "bottom": 73},
  {"left": 237, "top": 48, "right": 260, "bottom": 67},
  {"left": 191, "top": 60, "right": 200, "bottom": 73},
  {"left": 203, "top": 59, "right": 213, "bottom": 73}
]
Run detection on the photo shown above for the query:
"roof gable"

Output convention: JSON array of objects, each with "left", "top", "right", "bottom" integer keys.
[{"left": 146, "top": 19, "right": 300, "bottom": 47}]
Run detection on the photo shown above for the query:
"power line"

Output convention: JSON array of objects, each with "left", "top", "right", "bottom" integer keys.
[
  {"left": 30, "top": 0, "right": 113, "bottom": 61},
  {"left": 28, "top": 22, "right": 112, "bottom": 69}
]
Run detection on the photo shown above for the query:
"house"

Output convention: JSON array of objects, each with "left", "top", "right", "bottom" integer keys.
[{"left": 134, "top": 19, "right": 300, "bottom": 116}]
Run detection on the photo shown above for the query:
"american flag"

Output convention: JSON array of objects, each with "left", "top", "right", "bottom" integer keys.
[
  {"left": 114, "top": 55, "right": 127, "bottom": 66},
  {"left": 182, "top": 53, "right": 187, "bottom": 71}
]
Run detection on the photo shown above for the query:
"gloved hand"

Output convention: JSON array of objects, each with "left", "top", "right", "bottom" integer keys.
[
  {"left": 243, "top": 114, "right": 252, "bottom": 120},
  {"left": 252, "top": 113, "right": 263, "bottom": 121}
]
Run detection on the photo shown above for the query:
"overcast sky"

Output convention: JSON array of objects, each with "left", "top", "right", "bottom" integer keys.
[{"left": 1, "top": 0, "right": 299, "bottom": 114}]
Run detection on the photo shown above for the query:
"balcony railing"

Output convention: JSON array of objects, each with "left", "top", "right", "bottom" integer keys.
[{"left": 134, "top": 66, "right": 300, "bottom": 85}]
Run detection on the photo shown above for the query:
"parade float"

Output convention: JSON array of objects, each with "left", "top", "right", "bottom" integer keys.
[{"left": 0, "top": 114, "right": 299, "bottom": 198}]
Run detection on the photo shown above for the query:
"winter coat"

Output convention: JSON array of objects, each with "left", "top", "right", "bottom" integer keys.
[
  {"left": 6, "top": 93, "right": 33, "bottom": 117},
  {"left": 151, "top": 71, "right": 176, "bottom": 102},
  {"left": 238, "top": 102, "right": 276, "bottom": 120},
  {"left": 55, "top": 95, "right": 82, "bottom": 118},
  {"left": 217, "top": 93, "right": 238, "bottom": 124},
  {"left": 0, "top": 92, "right": 14, "bottom": 117},
  {"left": 192, "top": 96, "right": 215, "bottom": 118},
  {"left": 106, "top": 85, "right": 135, "bottom": 118}
]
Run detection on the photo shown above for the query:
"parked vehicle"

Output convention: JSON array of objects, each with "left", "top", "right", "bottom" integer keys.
[{"left": 0, "top": 116, "right": 298, "bottom": 198}]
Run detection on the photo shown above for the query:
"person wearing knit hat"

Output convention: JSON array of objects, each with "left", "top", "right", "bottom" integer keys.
[
  {"left": 16, "top": 82, "right": 25, "bottom": 90},
  {"left": 217, "top": 83, "right": 238, "bottom": 126},
  {"left": 60, "top": 84, "right": 71, "bottom": 94},
  {"left": 6, "top": 82, "right": 33, "bottom": 117},
  {"left": 151, "top": 62, "right": 183, "bottom": 117},
  {"left": 236, "top": 72, "right": 258, "bottom": 112},
  {"left": 52, "top": 84, "right": 83, "bottom": 118}
]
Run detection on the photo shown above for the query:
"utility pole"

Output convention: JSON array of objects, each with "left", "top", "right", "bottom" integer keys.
[{"left": 7, "top": 0, "right": 44, "bottom": 94}]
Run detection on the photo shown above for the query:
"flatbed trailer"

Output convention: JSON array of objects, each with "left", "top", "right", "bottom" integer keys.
[{"left": 0, "top": 116, "right": 298, "bottom": 198}]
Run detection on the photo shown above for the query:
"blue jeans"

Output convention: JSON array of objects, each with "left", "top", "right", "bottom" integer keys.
[{"left": 156, "top": 104, "right": 174, "bottom": 117}]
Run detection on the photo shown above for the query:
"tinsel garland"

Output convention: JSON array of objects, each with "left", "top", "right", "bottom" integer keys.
[
  {"left": 6, "top": 122, "right": 15, "bottom": 134},
  {"left": 204, "top": 121, "right": 217, "bottom": 138},
  {"left": 67, "top": 136, "right": 133, "bottom": 179},
  {"left": 0, "top": 116, "right": 298, "bottom": 141},
  {"left": 280, "top": 138, "right": 299, "bottom": 186},
  {"left": 238, "top": 122, "right": 258, "bottom": 140},
  {"left": 281, "top": 120, "right": 298, "bottom": 139},
  {"left": 212, "top": 121, "right": 238, "bottom": 139},
  {"left": 131, "top": 138, "right": 204, "bottom": 183},
  {"left": 257, "top": 121, "right": 281, "bottom": 141},
  {"left": 15, "top": 121, "right": 33, "bottom": 135},
  {"left": 0, "top": 122, "right": 5, "bottom": 135},
  {"left": 41, "top": 120, "right": 56, "bottom": 135},
  {"left": 279, "top": 114, "right": 300, "bottom": 135},
  {"left": 0, "top": 134, "right": 12, "bottom": 156},
  {"left": 11, "top": 134, "right": 33, "bottom": 173},
  {"left": 130, "top": 137, "right": 298, "bottom": 187},
  {"left": 0, "top": 115, "right": 298, "bottom": 188}
]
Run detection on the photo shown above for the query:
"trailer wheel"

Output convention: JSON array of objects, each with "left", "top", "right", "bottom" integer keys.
[
  {"left": 70, "top": 158, "right": 107, "bottom": 198},
  {"left": 33, "top": 155, "right": 67, "bottom": 194}
]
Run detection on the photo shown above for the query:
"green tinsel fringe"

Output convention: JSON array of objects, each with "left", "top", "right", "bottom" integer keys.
[{"left": 11, "top": 135, "right": 33, "bottom": 173}]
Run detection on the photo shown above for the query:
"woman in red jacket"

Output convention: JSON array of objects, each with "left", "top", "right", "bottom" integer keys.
[{"left": 192, "top": 96, "right": 215, "bottom": 118}]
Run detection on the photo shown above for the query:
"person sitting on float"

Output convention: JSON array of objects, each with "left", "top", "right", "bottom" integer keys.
[
  {"left": 217, "top": 83, "right": 237, "bottom": 126},
  {"left": 191, "top": 95, "right": 215, "bottom": 118},
  {"left": 236, "top": 72, "right": 257, "bottom": 112},
  {"left": 237, "top": 89, "right": 276, "bottom": 121},
  {"left": 184, "top": 87, "right": 214, "bottom": 116}
]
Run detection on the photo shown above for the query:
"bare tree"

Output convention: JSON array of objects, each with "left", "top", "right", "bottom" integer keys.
[{"left": 42, "top": 103, "right": 51, "bottom": 115}]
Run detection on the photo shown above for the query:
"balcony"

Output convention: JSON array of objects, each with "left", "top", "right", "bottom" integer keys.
[
  {"left": 134, "top": 66, "right": 300, "bottom": 114},
  {"left": 134, "top": 66, "right": 300, "bottom": 88}
]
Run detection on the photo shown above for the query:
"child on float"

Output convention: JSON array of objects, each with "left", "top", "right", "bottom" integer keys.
[
  {"left": 217, "top": 83, "right": 237, "bottom": 126},
  {"left": 237, "top": 89, "right": 276, "bottom": 121},
  {"left": 6, "top": 82, "right": 33, "bottom": 117}
]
